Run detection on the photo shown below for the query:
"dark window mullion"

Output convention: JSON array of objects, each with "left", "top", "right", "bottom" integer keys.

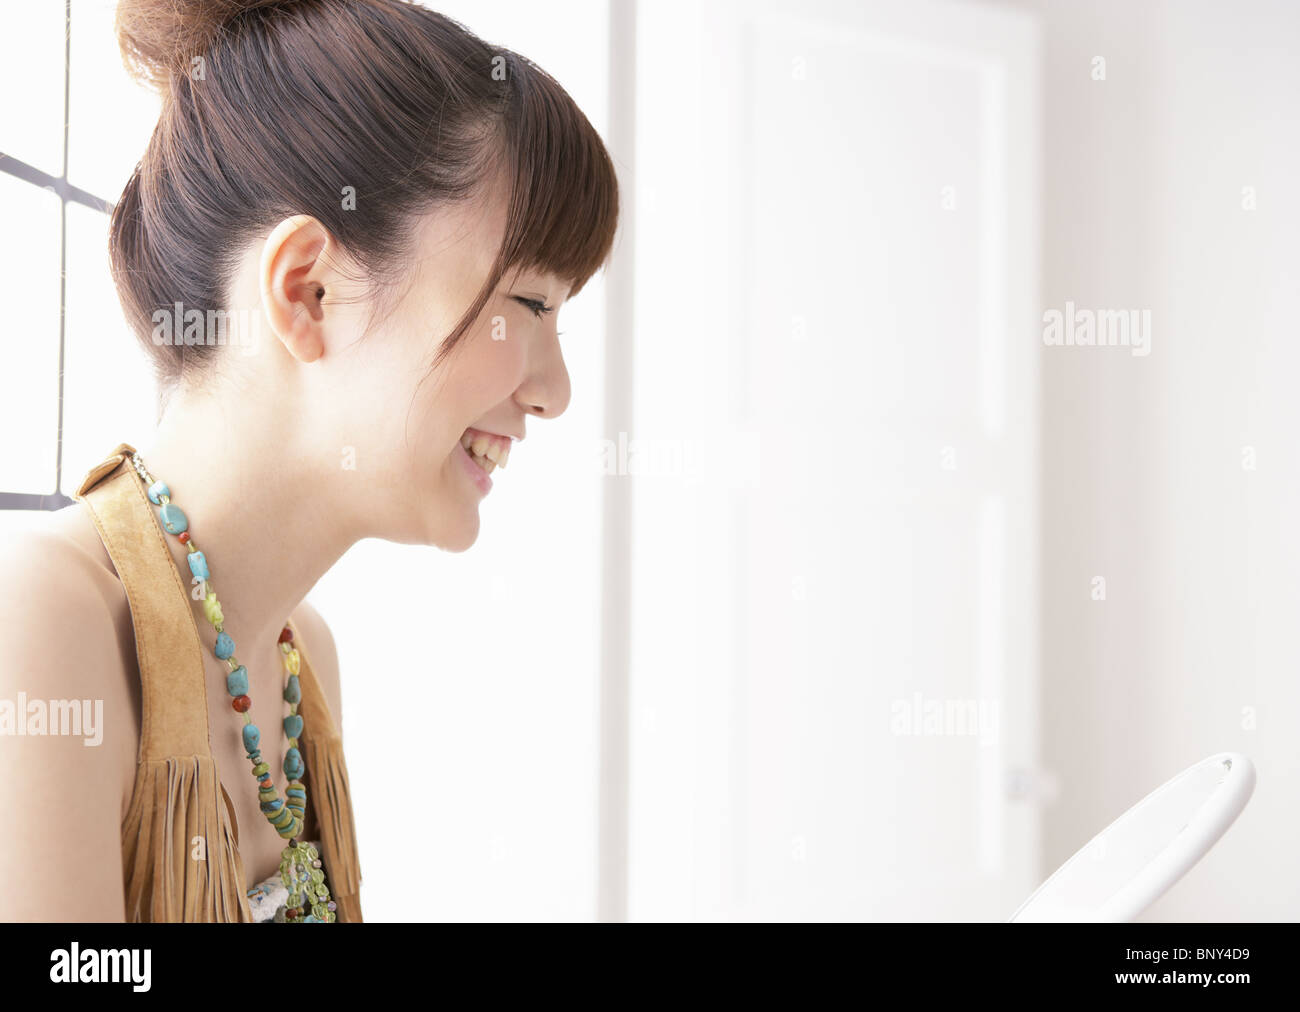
[
  {"left": 0, "top": 156, "right": 111, "bottom": 213},
  {"left": 0, "top": 491, "right": 74, "bottom": 510}
]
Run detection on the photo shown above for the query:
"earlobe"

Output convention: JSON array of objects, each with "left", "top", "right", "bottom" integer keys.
[{"left": 260, "top": 215, "right": 333, "bottom": 364}]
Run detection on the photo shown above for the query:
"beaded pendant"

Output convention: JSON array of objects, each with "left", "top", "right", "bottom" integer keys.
[
  {"left": 131, "top": 453, "right": 337, "bottom": 923},
  {"left": 280, "top": 841, "right": 333, "bottom": 922}
]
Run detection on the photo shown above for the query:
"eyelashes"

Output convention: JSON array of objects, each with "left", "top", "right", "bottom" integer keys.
[{"left": 513, "top": 295, "right": 555, "bottom": 320}]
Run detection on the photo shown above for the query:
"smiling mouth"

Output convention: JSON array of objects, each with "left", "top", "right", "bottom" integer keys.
[{"left": 460, "top": 430, "right": 511, "bottom": 474}]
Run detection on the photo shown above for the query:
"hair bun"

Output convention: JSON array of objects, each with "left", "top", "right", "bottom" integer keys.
[{"left": 115, "top": 0, "right": 293, "bottom": 89}]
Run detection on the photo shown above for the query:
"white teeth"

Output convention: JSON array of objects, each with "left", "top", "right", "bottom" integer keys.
[{"left": 461, "top": 430, "right": 511, "bottom": 474}]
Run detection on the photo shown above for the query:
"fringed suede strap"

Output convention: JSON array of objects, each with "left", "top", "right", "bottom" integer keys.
[
  {"left": 76, "top": 442, "right": 253, "bottom": 922},
  {"left": 119, "top": 756, "right": 251, "bottom": 922},
  {"left": 76, "top": 444, "right": 216, "bottom": 759}
]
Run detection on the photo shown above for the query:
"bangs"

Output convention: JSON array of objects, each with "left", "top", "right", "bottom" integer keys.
[
  {"left": 494, "top": 53, "right": 621, "bottom": 302},
  {"left": 425, "top": 46, "right": 621, "bottom": 373}
]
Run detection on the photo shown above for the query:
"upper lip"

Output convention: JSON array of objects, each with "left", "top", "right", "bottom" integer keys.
[{"left": 464, "top": 426, "right": 522, "bottom": 444}]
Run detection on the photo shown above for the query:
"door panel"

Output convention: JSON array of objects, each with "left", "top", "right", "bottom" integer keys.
[{"left": 628, "top": 0, "right": 1041, "bottom": 920}]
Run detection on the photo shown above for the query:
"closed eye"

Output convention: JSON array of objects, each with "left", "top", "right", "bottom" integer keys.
[{"left": 513, "top": 296, "right": 555, "bottom": 319}]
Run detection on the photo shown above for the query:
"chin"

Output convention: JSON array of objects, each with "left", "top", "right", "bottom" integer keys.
[{"left": 431, "top": 510, "right": 481, "bottom": 553}]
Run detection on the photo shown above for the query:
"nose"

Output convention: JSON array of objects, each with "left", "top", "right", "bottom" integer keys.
[{"left": 514, "top": 327, "right": 571, "bottom": 420}]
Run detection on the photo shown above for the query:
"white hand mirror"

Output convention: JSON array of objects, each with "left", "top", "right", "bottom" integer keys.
[{"left": 1009, "top": 752, "right": 1255, "bottom": 922}]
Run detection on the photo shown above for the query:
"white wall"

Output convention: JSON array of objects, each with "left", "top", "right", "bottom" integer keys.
[
  {"left": 626, "top": 0, "right": 1043, "bottom": 920},
  {"left": 999, "top": 0, "right": 1300, "bottom": 920}
]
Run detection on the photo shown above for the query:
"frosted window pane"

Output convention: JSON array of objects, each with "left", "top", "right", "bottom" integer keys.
[
  {"left": 0, "top": 174, "right": 61, "bottom": 494},
  {"left": 0, "top": 6, "right": 65, "bottom": 176},
  {"left": 66, "top": 0, "right": 159, "bottom": 201},
  {"left": 61, "top": 201, "right": 157, "bottom": 494}
]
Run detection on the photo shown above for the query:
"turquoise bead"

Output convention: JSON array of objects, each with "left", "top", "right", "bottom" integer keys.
[
  {"left": 214, "top": 631, "right": 235, "bottom": 659},
  {"left": 261, "top": 798, "right": 283, "bottom": 812},
  {"left": 284, "top": 675, "right": 301, "bottom": 705},
  {"left": 187, "top": 551, "right": 209, "bottom": 581},
  {"left": 226, "top": 665, "right": 248, "bottom": 697},
  {"left": 159, "top": 503, "right": 188, "bottom": 534},
  {"left": 283, "top": 747, "right": 303, "bottom": 779},
  {"left": 284, "top": 714, "right": 304, "bottom": 739},
  {"left": 242, "top": 724, "right": 260, "bottom": 751},
  {"left": 147, "top": 480, "right": 170, "bottom": 505}
]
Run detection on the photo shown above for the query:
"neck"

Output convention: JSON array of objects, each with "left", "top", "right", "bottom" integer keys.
[{"left": 134, "top": 395, "right": 361, "bottom": 654}]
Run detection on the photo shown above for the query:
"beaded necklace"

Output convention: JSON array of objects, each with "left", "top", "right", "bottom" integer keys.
[{"left": 130, "top": 452, "right": 336, "bottom": 923}]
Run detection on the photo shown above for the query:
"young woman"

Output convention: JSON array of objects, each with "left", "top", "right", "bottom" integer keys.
[{"left": 0, "top": 0, "right": 618, "bottom": 922}]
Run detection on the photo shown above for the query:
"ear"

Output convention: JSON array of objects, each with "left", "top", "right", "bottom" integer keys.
[{"left": 259, "top": 215, "right": 335, "bottom": 364}]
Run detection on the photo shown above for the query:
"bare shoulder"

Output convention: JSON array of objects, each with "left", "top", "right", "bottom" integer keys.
[
  {"left": 0, "top": 507, "right": 137, "bottom": 777},
  {"left": 0, "top": 507, "right": 137, "bottom": 919},
  {"left": 290, "top": 598, "right": 344, "bottom": 737},
  {"left": 0, "top": 504, "right": 123, "bottom": 598},
  {"left": 0, "top": 507, "right": 131, "bottom": 682}
]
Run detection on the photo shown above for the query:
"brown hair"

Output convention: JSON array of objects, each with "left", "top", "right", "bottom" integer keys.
[{"left": 111, "top": 0, "right": 619, "bottom": 396}]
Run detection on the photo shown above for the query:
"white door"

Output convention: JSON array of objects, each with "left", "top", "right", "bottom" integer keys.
[{"left": 626, "top": 0, "right": 1042, "bottom": 919}]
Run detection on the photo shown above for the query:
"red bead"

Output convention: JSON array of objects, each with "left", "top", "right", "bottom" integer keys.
[
  {"left": 286, "top": 908, "right": 299, "bottom": 919},
  {"left": 177, "top": 531, "right": 191, "bottom": 544},
  {"left": 232, "top": 694, "right": 251, "bottom": 712},
  {"left": 278, "top": 626, "right": 294, "bottom": 644}
]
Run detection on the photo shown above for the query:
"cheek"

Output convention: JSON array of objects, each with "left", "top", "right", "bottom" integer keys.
[
  {"left": 457, "top": 326, "right": 526, "bottom": 403},
  {"left": 401, "top": 340, "right": 525, "bottom": 468},
  {"left": 483, "top": 338, "right": 527, "bottom": 394}
]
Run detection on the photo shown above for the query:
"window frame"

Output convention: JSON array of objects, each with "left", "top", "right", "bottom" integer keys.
[{"left": 0, "top": 0, "right": 114, "bottom": 511}]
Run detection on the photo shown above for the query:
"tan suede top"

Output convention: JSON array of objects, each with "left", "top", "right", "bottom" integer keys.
[{"left": 74, "top": 443, "right": 363, "bottom": 923}]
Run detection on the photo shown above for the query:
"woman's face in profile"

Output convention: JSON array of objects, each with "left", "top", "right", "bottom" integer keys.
[{"left": 321, "top": 175, "right": 573, "bottom": 552}]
